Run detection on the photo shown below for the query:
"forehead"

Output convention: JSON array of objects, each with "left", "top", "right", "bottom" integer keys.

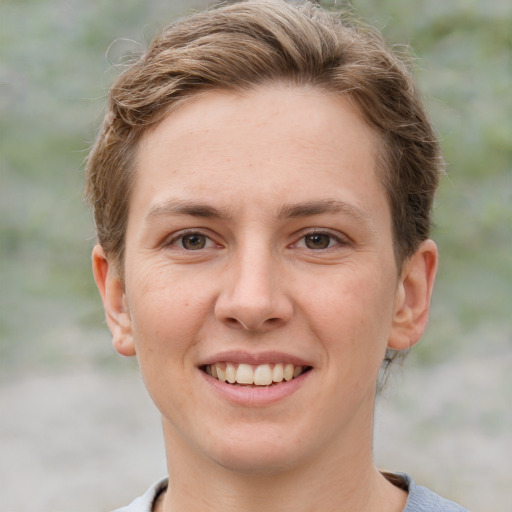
[{"left": 132, "top": 85, "right": 389, "bottom": 228}]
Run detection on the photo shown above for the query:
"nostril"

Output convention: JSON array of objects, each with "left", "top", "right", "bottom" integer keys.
[
  {"left": 226, "top": 318, "right": 245, "bottom": 329},
  {"left": 224, "top": 316, "right": 282, "bottom": 332}
]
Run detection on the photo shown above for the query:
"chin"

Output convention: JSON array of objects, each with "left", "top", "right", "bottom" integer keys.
[
  {"left": 204, "top": 424, "right": 308, "bottom": 475},
  {"left": 212, "top": 446, "right": 302, "bottom": 476}
]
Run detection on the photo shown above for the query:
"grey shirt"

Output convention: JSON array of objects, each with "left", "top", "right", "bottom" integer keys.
[{"left": 111, "top": 473, "right": 468, "bottom": 512}]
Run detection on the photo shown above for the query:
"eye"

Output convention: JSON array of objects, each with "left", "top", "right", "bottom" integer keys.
[
  {"left": 294, "top": 230, "right": 347, "bottom": 251},
  {"left": 304, "top": 233, "right": 333, "bottom": 250},
  {"left": 181, "top": 233, "right": 208, "bottom": 250},
  {"left": 169, "top": 232, "right": 216, "bottom": 251}
]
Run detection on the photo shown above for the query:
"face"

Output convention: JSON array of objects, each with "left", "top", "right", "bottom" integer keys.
[{"left": 94, "top": 85, "right": 437, "bottom": 475}]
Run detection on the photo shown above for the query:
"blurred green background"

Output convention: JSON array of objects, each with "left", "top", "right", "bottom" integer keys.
[{"left": 1, "top": 0, "right": 511, "bottom": 510}]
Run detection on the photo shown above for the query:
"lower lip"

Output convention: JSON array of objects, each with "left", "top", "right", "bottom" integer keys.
[{"left": 199, "top": 369, "right": 311, "bottom": 406}]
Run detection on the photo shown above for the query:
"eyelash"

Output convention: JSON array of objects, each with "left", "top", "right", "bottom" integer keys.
[
  {"left": 165, "top": 230, "right": 220, "bottom": 251},
  {"left": 293, "top": 230, "right": 350, "bottom": 251},
  {"left": 164, "top": 229, "right": 349, "bottom": 252}
]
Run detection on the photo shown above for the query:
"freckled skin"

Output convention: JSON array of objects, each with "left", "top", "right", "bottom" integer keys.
[{"left": 93, "top": 85, "right": 437, "bottom": 511}]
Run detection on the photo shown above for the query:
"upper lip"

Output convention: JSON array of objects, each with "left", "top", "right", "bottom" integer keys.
[{"left": 199, "top": 350, "right": 313, "bottom": 367}]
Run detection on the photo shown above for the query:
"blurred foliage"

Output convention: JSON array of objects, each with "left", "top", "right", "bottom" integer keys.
[
  {"left": 342, "top": 0, "right": 512, "bottom": 363},
  {"left": 1, "top": 0, "right": 511, "bottom": 375}
]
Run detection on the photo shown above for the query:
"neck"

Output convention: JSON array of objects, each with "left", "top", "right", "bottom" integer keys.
[{"left": 157, "top": 416, "right": 406, "bottom": 512}]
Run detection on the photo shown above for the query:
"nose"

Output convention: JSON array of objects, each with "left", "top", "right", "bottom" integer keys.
[{"left": 214, "top": 246, "right": 294, "bottom": 333}]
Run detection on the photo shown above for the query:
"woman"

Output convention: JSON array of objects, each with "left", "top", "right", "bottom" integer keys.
[{"left": 85, "top": 1, "right": 467, "bottom": 510}]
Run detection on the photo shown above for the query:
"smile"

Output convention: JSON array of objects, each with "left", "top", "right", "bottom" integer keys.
[{"left": 203, "top": 362, "right": 310, "bottom": 386}]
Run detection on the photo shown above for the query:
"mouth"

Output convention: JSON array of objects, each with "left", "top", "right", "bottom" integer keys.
[{"left": 201, "top": 362, "right": 312, "bottom": 387}]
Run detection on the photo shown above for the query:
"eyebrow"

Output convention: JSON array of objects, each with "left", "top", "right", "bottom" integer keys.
[
  {"left": 145, "top": 198, "right": 371, "bottom": 224},
  {"left": 277, "top": 199, "right": 371, "bottom": 223},
  {"left": 146, "top": 199, "right": 233, "bottom": 221}
]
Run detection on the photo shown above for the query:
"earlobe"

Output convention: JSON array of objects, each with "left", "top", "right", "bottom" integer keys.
[
  {"left": 92, "top": 244, "right": 136, "bottom": 357},
  {"left": 388, "top": 239, "right": 438, "bottom": 351}
]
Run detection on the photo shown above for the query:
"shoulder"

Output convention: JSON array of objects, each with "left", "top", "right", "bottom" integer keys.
[
  {"left": 395, "top": 473, "right": 468, "bottom": 512},
  {"left": 109, "top": 478, "right": 168, "bottom": 512}
]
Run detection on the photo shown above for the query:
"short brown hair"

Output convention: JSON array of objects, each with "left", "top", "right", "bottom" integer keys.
[{"left": 85, "top": 0, "right": 443, "bottom": 272}]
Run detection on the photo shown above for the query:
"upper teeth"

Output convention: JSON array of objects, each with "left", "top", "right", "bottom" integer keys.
[{"left": 205, "top": 362, "right": 305, "bottom": 386}]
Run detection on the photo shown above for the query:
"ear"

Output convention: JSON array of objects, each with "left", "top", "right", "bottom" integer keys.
[
  {"left": 388, "top": 239, "right": 438, "bottom": 350},
  {"left": 92, "top": 244, "right": 136, "bottom": 357}
]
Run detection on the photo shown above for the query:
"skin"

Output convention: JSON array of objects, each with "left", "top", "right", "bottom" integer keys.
[{"left": 93, "top": 85, "right": 438, "bottom": 512}]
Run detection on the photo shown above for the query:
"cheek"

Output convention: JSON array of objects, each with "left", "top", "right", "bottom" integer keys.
[
  {"left": 126, "top": 264, "right": 215, "bottom": 357},
  {"left": 124, "top": 267, "right": 215, "bottom": 416},
  {"left": 301, "top": 265, "right": 397, "bottom": 355}
]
